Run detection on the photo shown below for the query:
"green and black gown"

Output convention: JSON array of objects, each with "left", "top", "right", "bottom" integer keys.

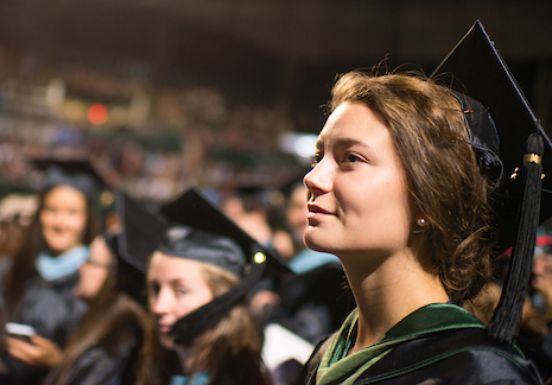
[{"left": 304, "top": 304, "right": 542, "bottom": 385}]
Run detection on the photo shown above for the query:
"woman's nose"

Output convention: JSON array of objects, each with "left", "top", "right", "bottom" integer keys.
[
  {"left": 151, "top": 288, "right": 172, "bottom": 315},
  {"left": 533, "top": 256, "right": 545, "bottom": 275},
  {"left": 304, "top": 159, "right": 333, "bottom": 197}
]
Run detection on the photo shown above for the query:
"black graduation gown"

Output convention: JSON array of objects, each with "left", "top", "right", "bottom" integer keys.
[
  {"left": 43, "top": 313, "right": 143, "bottom": 384},
  {"left": 271, "top": 261, "right": 355, "bottom": 344},
  {"left": 303, "top": 306, "right": 542, "bottom": 385},
  {"left": 0, "top": 271, "right": 87, "bottom": 384},
  {"left": 352, "top": 328, "right": 540, "bottom": 384}
]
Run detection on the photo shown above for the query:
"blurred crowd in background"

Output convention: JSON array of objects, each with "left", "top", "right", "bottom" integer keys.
[{"left": 0, "top": 46, "right": 310, "bottom": 203}]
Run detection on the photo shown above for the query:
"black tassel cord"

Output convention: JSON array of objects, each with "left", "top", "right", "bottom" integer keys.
[{"left": 489, "top": 132, "right": 544, "bottom": 344}]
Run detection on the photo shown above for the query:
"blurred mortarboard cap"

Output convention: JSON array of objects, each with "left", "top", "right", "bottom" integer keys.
[
  {"left": 431, "top": 20, "right": 552, "bottom": 344},
  {"left": 116, "top": 191, "right": 168, "bottom": 274},
  {"left": 160, "top": 187, "right": 291, "bottom": 278},
  {"left": 160, "top": 226, "right": 246, "bottom": 277},
  {"left": 107, "top": 191, "right": 169, "bottom": 305},
  {"left": 102, "top": 230, "right": 146, "bottom": 305},
  {"left": 117, "top": 187, "right": 291, "bottom": 277},
  {"left": 30, "top": 158, "right": 112, "bottom": 203}
]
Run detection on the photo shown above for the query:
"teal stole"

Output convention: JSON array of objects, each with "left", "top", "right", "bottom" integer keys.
[
  {"left": 316, "top": 304, "right": 486, "bottom": 385},
  {"left": 35, "top": 245, "right": 89, "bottom": 281}
]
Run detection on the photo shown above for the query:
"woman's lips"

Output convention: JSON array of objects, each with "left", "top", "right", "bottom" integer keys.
[{"left": 307, "top": 204, "right": 332, "bottom": 220}]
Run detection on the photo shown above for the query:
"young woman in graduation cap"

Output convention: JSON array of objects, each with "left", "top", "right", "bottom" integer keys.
[
  {"left": 116, "top": 189, "right": 290, "bottom": 385},
  {"left": 0, "top": 160, "right": 104, "bottom": 384},
  {"left": 302, "top": 21, "right": 551, "bottom": 384}
]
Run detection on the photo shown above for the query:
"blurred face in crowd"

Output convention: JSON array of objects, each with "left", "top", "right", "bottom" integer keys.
[
  {"left": 532, "top": 250, "right": 552, "bottom": 299},
  {"left": 147, "top": 252, "right": 214, "bottom": 349},
  {"left": 40, "top": 185, "right": 88, "bottom": 255},
  {"left": 286, "top": 184, "right": 309, "bottom": 245},
  {"left": 303, "top": 102, "right": 413, "bottom": 261},
  {"left": 74, "top": 237, "right": 112, "bottom": 300}
]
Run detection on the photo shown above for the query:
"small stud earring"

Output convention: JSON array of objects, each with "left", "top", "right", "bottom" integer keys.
[{"left": 417, "top": 218, "right": 428, "bottom": 227}]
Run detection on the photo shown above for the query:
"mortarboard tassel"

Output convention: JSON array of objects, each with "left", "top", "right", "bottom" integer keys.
[{"left": 489, "top": 132, "right": 544, "bottom": 344}]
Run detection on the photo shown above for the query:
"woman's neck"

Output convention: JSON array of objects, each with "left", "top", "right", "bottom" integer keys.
[
  {"left": 175, "top": 345, "right": 203, "bottom": 376},
  {"left": 46, "top": 243, "right": 84, "bottom": 257},
  {"left": 342, "top": 249, "right": 449, "bottom": 354}
]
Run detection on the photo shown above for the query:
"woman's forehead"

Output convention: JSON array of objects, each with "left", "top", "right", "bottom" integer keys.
[
  {"left": 317, "top": 102, "right": 390, "bottom": 148},
  {"left": 148, "top": 252, "right": 205, "bottom": 279}
]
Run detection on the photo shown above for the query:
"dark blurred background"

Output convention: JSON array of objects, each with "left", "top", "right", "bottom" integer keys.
[{"left": 0, "top": 0, "right": 550, "bottom": 201}]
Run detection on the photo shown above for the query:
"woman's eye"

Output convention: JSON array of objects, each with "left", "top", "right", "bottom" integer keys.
[
  {"left": 176, "top": 288, "right": 187, "bottom": 296},
  {"left": 344, "top": 152, "right": 361, "bottom": 163},
  {"left": 311, "top": 153, "right": 323, "bottom": 168},
  {"left": 147, "top": 283, "right": 160, "bottom": 297}
]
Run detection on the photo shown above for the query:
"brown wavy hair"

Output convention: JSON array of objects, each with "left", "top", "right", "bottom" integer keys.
[
  {"left": 137, "top": 260, "right": 269, "bottom": 385},
  {"left": 330, "top": 71, "right": 496, "bottom": 304}
]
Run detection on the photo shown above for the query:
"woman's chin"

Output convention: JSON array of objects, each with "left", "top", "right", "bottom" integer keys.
[
  {"left": 158, "top": 333, "right": 176, "bottom": 350},
  {"left": 304, "top": 232, "right": 331, "bottom": 253}
]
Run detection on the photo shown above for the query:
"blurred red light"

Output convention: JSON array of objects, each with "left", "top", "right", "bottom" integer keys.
[{"left": 88, "top": 104, "right": 108, "bottom": 125}]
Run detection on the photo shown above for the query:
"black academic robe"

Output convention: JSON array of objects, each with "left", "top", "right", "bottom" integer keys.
[
  {"left": 354, "top": 328, "right": 540, "bottom": 384},
  {"left": 271, "top": 261, "right": 355, "bottom": 344},
  {"left": 303, "top": 306, "right": 543, "bottom": 385},
  {"left": 42, "top": 294, "right": 144, "bottom": 385},
  {"left": 305, "top": 328, "right": 542, "bottom": 385},
  {"left": 0, "top": 271, "right": 87, "bottom": 384}
]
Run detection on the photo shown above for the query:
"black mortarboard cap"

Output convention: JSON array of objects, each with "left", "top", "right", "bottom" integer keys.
[
  {"left": 159, "top": 226, "right": 247, "bottom": 277},
  {"left": 103, "top": 230, "right": 145, "bottom": 305},
  {"left": 116, "top": 191, "right": 168, "bottom": 274},
  {"left": 30, "top": 158, "right": 111, "bottom": 200},
  {"left": 160, "top": 188, "right": 290, "bottom": 277},
  {"left": 431, "top": 21, "right": 552, "bottom": 250},
  {"left": 110, "top": 191, "right": 169, "bottom": 304},
  {"left": 431, "top": 21, "right": 552, "bottom": 344}
]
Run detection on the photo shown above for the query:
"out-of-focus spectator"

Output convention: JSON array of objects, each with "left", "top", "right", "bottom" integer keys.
[
  {"left": 0, "top": 193, "right": 38, "bottom": 280},
  {"left": 285, "top": 182, "right": 309, "bottom": 257},
  {"left": 220, "top": 188, "right": 274, "bottom": 247},
  {"left": 464, "top": 281, "right": 552, "bottom": 382},
  {"left": 532, "top": 233, "right": 552, "bottom": 359}
]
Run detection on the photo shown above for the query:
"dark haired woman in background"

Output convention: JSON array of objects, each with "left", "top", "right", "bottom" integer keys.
[{"left": 0, "top": 165, "right": 101, "bottom": 384}]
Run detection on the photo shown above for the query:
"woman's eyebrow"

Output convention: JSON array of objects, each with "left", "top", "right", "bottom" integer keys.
[
  {"left": 335, "top": 137, "right": 366, "bottom": 147},
  {"left": 316, "top": 137, "right": 366, "bottom": 148},
  {"left": 169, "top": 278, "right": 188, "bottom": 286},
  {"left": 330, "top": 137, "right": 371, "bottom": 152}
]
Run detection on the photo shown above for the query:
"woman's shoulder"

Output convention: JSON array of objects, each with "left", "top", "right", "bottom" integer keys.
[
  {"left": 355, "top": 327, "right": 541, "bottom": 385},
  {"left": 304, "top": 328, "right": 542, "bottom": 385},
  {"left": 98, "top": 295, "right": 147, "bottom": 345},
  {"left": 56, "top": 346, "right": 130, "bottom": 385}
]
